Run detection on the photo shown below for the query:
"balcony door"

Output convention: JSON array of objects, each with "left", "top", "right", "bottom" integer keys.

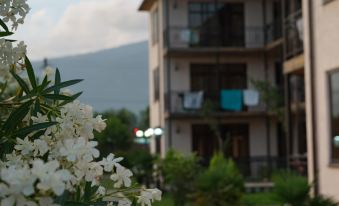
[
  {"left": 188, "top": 2, "right": 244, "bottom": 47},
  {"left": 192, "top": 124, "right": 249, "bottom": 163}
]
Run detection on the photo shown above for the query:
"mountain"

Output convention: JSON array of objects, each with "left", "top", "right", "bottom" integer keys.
[{"left": 33, "top": 41, "right": 149, "bottom": 113}]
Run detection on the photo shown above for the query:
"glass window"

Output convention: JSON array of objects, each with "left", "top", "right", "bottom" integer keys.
[{"left": 329, "top": 70, "right": 339, "bottom": 162}]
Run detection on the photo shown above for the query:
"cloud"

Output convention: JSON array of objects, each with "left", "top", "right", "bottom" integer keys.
[{"left": 15, "top": 0, "right": 148, "bottom": 60}]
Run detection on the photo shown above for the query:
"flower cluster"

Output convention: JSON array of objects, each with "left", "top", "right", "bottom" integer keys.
[
  {"left": 0, "top": 0, "right": 30, "bottom": 30},
  {"left": 0, "top": 101, "right": 162, "bottom": 206},
  {"left": 0, "top": 39, "right": 27, "bottom": 77}
]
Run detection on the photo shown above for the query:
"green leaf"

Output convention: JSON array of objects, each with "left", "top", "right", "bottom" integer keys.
[
  {"left": 25, "top": 56, "right": 37, "bottom": 89},
  {"left": 58, "top": 92, "right": 83, "bottom": 106},
  {"left": 0, "top": 19, "right": 10, "bottom": 32},
  {"left": 43, "top": 94, "right": 73, "bottom": 101},
  {"left": 12, "top": 122, "right": 57, "bottom": 137},
  {"left": 2, "top": 100, "right": 33, "bottom": 133},
  {"left": 0, "top": 31, "right": 13, "bottom": 37},
  {"left": 43, "top": 79, "right": 83, "bottom": 94},
  {"left": 55, "top": 68, "right": 61, "bottom": 94},
  {"left": 10, "top": 71, "right": 30, "bottom": 93}
]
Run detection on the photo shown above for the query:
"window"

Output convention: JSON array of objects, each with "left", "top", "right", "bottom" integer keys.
[
  {"left": 151, "top": 8, "right": 159, "bottom": 44},
  {"left": 190, "top": 63, "right": 247, "bottom": 103},
  {"left": 153, "top": 68, "right": 160, "bottom": 102},
  {"left": 188, "top": 2, "right": 244, "bottom": 47},
  {"left": 329, "top": 70, "right": 339, "bottom": 162}
]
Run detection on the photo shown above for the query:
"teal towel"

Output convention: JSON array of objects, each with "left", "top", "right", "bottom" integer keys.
[{"left": 220, "top": 90, "right": 243, "bottom": 111}]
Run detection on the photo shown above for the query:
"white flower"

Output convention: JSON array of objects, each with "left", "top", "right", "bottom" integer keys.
[
  {"left": 31, "top": 112, "right": 48, "bottom": 124},
  {"left": 110, "top": 165, "right": 133, "bottom": 188},
  {"left": 33, "top": 139, "right": 49, "bottom": 156},
  {"left": 137, "top": 191, "right": 153, "bottom": 206},
  {"left": 96, "top": 186, "right": 106, "bottom": 196},
  {"left": 0, "top": 40, "right": 27, "bottom": 71},
  {"left": 59, "top": 137, "right": 99, "bottom": 162},
  {"left": 147, "top": 188, "right": 162, "bottom": 201},
  {"left": 0, "top": 0, "right": 30, "bottom": 30},
  {"left": 93, "top": 115, "right": 106, "bottom": 132},
  {"left": 31, "top": 159, "right": 71, "bottom": 195},
  {"left": 99, "top": 153, "right": 123, "bottom": 172},
  {"left": 15, "top": 136, "right": 34, "bottom": 156},
  {"left": 0, "top": 165, "right": 36, "bottom": 196},
  {"left": 118, "top": 198, "right": 132, "bottom": 206}
]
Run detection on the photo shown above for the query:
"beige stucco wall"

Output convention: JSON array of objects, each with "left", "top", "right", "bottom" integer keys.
[{"left": 303, "top": 0, "right": 339, "bottom": 199}]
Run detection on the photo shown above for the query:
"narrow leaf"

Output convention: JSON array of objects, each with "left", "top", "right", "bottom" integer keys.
[
  {"left": 25, "top": 56, "right": 37, "bottom": 89},
  {"left": 2, "top": 100, "right": 33, "bottom": 132},
  {"left": 58, "top": 92, "right": 83, "bottom": 106},
  {"left": 0, "top": 31, "right": 13, "bottom": 37},
  {"left": 43, "top": 79, "right": 83, "bottom": 94},
  {"left": 43, "top": 94, "right": 73, "bottom": 101},
  {"left": 11, "top": 71, "right": 30, "bottom": 93},
  {"left": 13, "top": 122, "right": 57, "bottom": 137},
  {"left": 55, "top": 68, "right": 61, "bottom": 94},
  {"left": 0, "top": 19, "right": 9, "bottom": 32}
]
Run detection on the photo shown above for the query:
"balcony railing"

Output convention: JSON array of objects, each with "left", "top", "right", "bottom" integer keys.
[
  {"left": 266, "top": 20, "right": 283, "bottom": 43},
  {"left": 284, "top": 10, "right": 304, "bottom": 59},
  {"left": 163, "top": 26, "right": 265, "bottom": 49},
  {"left": 165, "top": 91, "right": 265, "bottom": 115},
  {"left": 235, "top": 155, "right": 307, "bottom": 182}
]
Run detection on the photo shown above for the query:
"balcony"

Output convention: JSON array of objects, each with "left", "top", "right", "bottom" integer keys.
[
  {"left": 165, "top": 90, "right": 266, "bottom": 118},
  {"left": 284, "top": 10, "right": 303, "bottom": 59},
  {"left": 163, "top": 26, "right": 266, "bottom": 56}
]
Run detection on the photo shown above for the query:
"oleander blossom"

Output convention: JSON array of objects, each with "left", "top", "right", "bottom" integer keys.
[
  {"left": 0, "top": 101, "right": 161, "bottom": 206},
  {"left": 0, "top": 0, "right": 30, "bottom": 30}
]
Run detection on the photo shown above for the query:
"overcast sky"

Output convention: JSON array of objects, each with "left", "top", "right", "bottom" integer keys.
[{"left": 13, "top": 0, "right": 148, "bottom": 60}]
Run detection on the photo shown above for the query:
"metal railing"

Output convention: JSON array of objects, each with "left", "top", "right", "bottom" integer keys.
[
  {"left": 284, "top": 10, "right": 304, "bottom": 59},
  {"left": 235, "top": 155, "right": 307, "bottom": 182},
  {"left": 266, "top": 20, "right": 283, "bottom": 43},
  {"left": 165, "top": 91, "right": 265, "bottom": 114},
  {"left": 163, "top": 26, "right": 265, "bottom": 49}
]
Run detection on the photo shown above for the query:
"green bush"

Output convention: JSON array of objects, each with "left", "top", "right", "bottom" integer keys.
[
  {"left": 159, "top": 150, "right": 201, "bottom": 206},
  {"left": 273, "top": 170, "right": 310, "bottom": 206},
  {"left": 243, "top": 192, "right": 279, "bottom": 206},
  {"left": 309, "top": 196, "right": 338, "bottom": 206},
  {"left": 193, "top": 153, "right": 244, "bottom": 206}
]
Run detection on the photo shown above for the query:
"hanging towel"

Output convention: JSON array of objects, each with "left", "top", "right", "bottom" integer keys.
[
  {"left": 183, "top": 91, "right": 204, "bottom": 110},
  {"left": 220, "top": 90, "right": 243, "bottom": 111},
  {"left": 180, "top": 29, "right": 191, "bottom": 43},
  {"left": 243, "top": 89, "right": 260, "bottom": 106}
]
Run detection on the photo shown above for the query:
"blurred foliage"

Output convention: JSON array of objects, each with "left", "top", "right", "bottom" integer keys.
[
  {"left": 193, "top": 153, "right": 244, "bottom": 206},
  {"left": 94, "top": 109, "right": 136, "bottom": 156},
  {"left": 251, "top": 80, "right": 284, "bottom": 121},
  {"left": 272, "top": 170, "right": 310, "bottom": 206},
  {"left": 159, "top": 150, "right": 201, "bottom": 206}
]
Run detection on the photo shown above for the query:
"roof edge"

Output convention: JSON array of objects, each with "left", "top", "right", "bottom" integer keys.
[{"left": 138, "top": 0, "right": 157, "bottom": 11}]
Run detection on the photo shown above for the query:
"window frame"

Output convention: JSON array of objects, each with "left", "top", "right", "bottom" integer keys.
[{"left": 327, "top": 68, "right": 339, "bottom": 164}]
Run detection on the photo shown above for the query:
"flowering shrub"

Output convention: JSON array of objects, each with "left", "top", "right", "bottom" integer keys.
[{"left": 0, "top": 1, "right": 161, "bottom": 206}]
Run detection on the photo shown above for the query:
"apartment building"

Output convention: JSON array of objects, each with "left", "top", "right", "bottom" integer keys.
[
  {"left": 139, "top": 0, "right": 295, "bottom": 182},
  {"left": 303, "top": 0, "right": 339, "bottom": 199}
]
